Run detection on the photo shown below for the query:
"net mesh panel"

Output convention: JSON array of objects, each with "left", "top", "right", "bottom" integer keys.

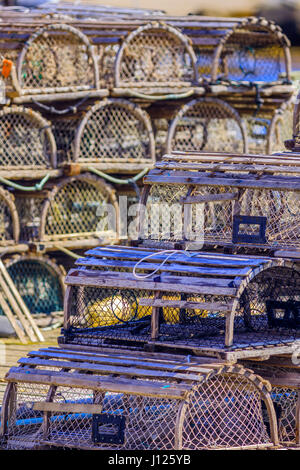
[
  {"left": 52, "top": 116, "right": 80, "bottom": 166},
  {"left": 2, "top": 258, "right": 64, "bottom": 315},
  {"left": 119, "top": 28, "right": 194, "bottom": 86},
  {"left": 242, "top": 363, "right": 298, "bottom": 444},
  {"left": 244, "top": 106, "right": 293, "bottom": 154},
  {"left": 169, "top": 100, "right": 245, "bottom": 153},
  {"left": 66, "top": 265, "right": 300, "bottom": 350},
  {"left": 182, "top": 374, "right": 270, "bottom": 449},
  {"left": 20, "top": 29, "right": 95, "bottom": 90},
  {"left": 44, "top": 179, "right": 114, "bottom": 239},
  {"left": 0, "top": 193, "right": 14, "bottom": 243},
  {"left": 142, "top": 183, "right": 300, "bottom": 249},
  {"left": 16, "top": 196, "right": 44, "bottom": 242},
  {"left": 78, "top": 103, "right": 152, "bottom": 163},
  {"left": 66, "top": 286, "right": 154, "bottom": 346},
  {"left": 219, "top": 27, "right": 285, "bottom": 83},
  {"left": 0, "top": 111, "right": 52, "bottom": 168}
]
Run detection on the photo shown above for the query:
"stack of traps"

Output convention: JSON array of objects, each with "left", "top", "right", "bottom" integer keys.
[{"left": 1, "top": 146, "right": 300, "bottom": 450}]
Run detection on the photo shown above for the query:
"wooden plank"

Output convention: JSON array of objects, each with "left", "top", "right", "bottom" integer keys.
[
  {"left": 32, "top": 402, "right": 103, "bottom": 414},
  {"left": 139, "top": 298, "right": 233, "bottom": 312},
  {"left": 180, "top": 192, "right": 239, "bottom": 204},
  {"left": 26, "top": 349, "right": 222, "bottom": 373},
  {"left": 6, "top": 368, "right": 192, "bottom": 399},
  {"left": 156, "top": 161, "right": 300, "bottom": 175},
  {"left": 85, "top": 247, "right": 268, "bottom": 267},
  {"left": 75, "top": 256, "right": 251, "bottom": 277},
  {"left": 17, "top": 356, "right": 212, "bottom": 382},
  {"left": 144, "top": 174, "right": 300, "bottom": 191},
  {"left": 65, "top": 270, "right": 238, "bottom": 296}
]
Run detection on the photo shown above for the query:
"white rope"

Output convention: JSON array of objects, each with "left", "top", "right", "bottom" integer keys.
[{"left": 132, "top": 249, "right": 196, "bottom": 280}]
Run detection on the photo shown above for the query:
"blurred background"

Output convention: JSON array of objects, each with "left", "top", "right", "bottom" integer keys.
[{"left": 3, "top": 0, "right": 300, "bottom": 68}]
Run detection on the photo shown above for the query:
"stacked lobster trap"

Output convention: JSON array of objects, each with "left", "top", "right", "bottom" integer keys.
[{"left": 0, "top": 5, "right": 300, "bottom": 450}]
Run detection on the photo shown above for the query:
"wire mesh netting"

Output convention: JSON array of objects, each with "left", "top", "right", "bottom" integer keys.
[
  {"left": 66, "top": 286, "right": 154, "bottom": 346},
  {"left": 0, "top": 256, "right": 64, "bottom": 315},
  {"left": 167, "top": 98, "right": 246, "bottom": 154},
  {"left": 52, "top": 115, "right": 80, "bottom": 166},
  {"left": 18, "top": 24, "right": 96, "bottom": 92},
  {"left": 1, "top": 370, "right": 274, "bottom": 450},
  {"left": 0, "top": 189, "right": 17, "bottom": 244},
  {"left": 141, "top": 183, "right": 300, "bottom": 250},
  {"left": 116, "top": 24, "right": 196, "bottom": 88},
  {"left": 217, "top": 27, "right": 287, "bottom": 83},
  {"left": 75, "top": 100, "right": 154, "bottom": 164},
  {"left": 241, "top": 363, "right": 299, "bottom": 445},
  {"left": 0, "top": 107, "right": 55, "bottom": 169},
  {"left": 181, "top": 373, "right": 271, "bottom": 449},
  {"left": 42, "top": 177, "right": 118, "bottom": 241}
]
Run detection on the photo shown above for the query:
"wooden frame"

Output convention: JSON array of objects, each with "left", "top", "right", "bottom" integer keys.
[{"left": 0, "top": 186, "right": 19, "bottom": 245}]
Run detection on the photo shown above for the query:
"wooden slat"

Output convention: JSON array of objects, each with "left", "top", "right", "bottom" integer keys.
[
  {"left": 17, "top": 356, "right": 210, "bottom": 382},
  {"left": 6, "top": 367, "right": 192, "bottom": 399},
  {"left": 75, "top": 256, "right": 252, "bottom": 277},
  {"left": 85, "top": 246, "right": 269, "bottom": 267},
  {"left": 32, "top": 402, "right": 103, "bottom": 414},
  {"left": 138, "top": 298, "right": 233, "bottom": 312}
]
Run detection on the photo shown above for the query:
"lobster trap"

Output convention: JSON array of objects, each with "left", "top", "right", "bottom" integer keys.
[
  {"left": 58, "top": 247, "right": 300, "bottom": 360},
  {"left": 241, "top": 360, "right": 300, "bottom": 447},
  {"left": 0, "top": 105, "right": 57, "bottom": 178},
  {"left": 52, "top": 99, "right": 155, "bottom": 172},
  {"left": 0, "top": 349, "right": 279, "bottom": 450},
  {"left": 112, "top": 22, "right": 197, "bottom": 98},
  {"left": 2, "top": 23, "right": 107, "bottom": 103},
  {"left": 2, "top": 254, "right": 65, "bottom": 316},
  {"left": 0, "top": 186, "right": 19, "bottom": 247},
  {"left": 14, "top": 173, "right": 119, "bottom": 250},
  {"left": 166, "top": 97, "right": 248, "bottom": 154},
  {"left": 140, "top": 151, "right": 300, "bottom": 252}
]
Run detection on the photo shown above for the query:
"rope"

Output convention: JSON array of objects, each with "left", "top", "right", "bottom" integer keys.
[
  {"left": 87, "top": 166, "right": 149, "bottom": 185},
  {"left": 53, "top": 245, "right": 81, "bottom": 259},
  {"left": 0, "top": 173, "right": 51, "bottom": 191},
  {"left": 122, "top": 89, "right": 195, "bottom": 101},
  {"left": 133, "top": 249, "right": 196, "bottom": 280},
  {"left": 31, "top": 94, "right": 91, "bottom": 115}
]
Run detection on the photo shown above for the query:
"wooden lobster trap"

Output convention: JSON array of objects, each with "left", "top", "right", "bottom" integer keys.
[
  {"left": 2, "top": 253, "right": 65, "bottom": 317},
  {"left": 0, "top": 349, "right": 279, "bottom": 450},
  {"left": 0, "top": 186, "right": 19, "bottom": 247},
  {"left": 187, "top": 16, "right": 292, "bottom": 87},
  {"left": 51, "top": 98, "right": 155, "bottom": 172},
  {"left": 1, "top": 23, "right": 108, "bottom": 103},
  {"left": 166, "top": 97, "right": 248, "bottom": 154},
  {"left": 14, "top": 173, "right": 119, "bottom": 251},
  {"left": 112, "top": 22, "right": 198, "bottom": 99},
  {"left": 57, "top": 247, "right": 300, "bottom": 360},
  {"left": 241, "top": 358, "right": 300, "bottom": 447},
  {"left": 0, "top": 105, "right": 57, "bottom": 179},
  {"left": 140, "top": 151, "right": 300, "bottom": 252}
]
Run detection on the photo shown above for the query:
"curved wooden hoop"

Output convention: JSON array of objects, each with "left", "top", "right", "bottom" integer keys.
[
  {"left": 39, "top": 173, "right": 119, "bottom": 241},
  {"left": 114, "top": 21, "right": 198, "bottom": 88},
  {"left": 0, "top": 185, "right": 20, "bottom": 244},
  {"left": 211, "top": 17, "right": 291, "bottom": 83},
  {"left": 16, "top": 23, "right": 99, "bottom": 92},
  {"left": 73, "top": 98, "right": 155, "bottom": 164},
  {"left": 166, "top": 97, "right": 248, "bottom": 154},
  {"left": 0, "top": 105, "right": 57, "bottom": 169}
]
